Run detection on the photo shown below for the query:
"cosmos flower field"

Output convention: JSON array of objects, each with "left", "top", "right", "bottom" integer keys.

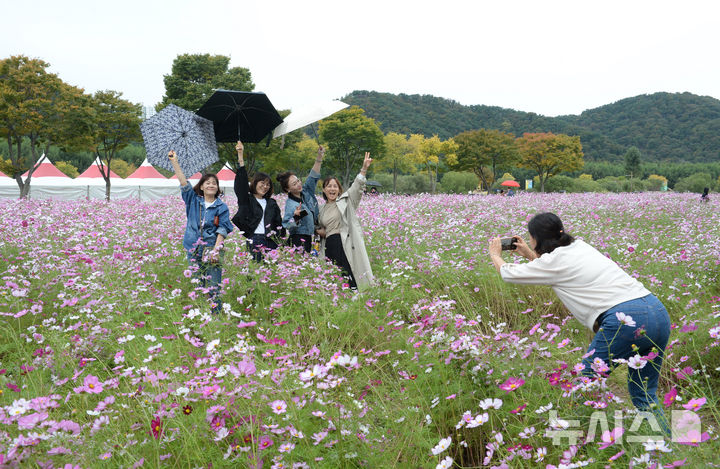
[{"left": 1, "top": 192, "right": 718, "bottom": 468}]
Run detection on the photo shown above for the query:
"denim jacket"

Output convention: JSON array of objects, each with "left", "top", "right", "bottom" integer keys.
[
  {"left": 181, "top": 183, "right": 233, "bottom": 253},
  {"left": 282, "top": 168, "right": 321, "bottom": 236}
]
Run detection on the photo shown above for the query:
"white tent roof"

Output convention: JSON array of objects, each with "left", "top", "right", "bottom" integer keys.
[
  {"left": 117, "top": 158, "right": 175, "bottom": 186},
  {"left": 75, "top": 157, "right": 122, "bottom": 186}
]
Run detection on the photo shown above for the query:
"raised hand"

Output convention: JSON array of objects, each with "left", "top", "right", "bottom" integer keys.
[{"left": 361, "top": 152, "right": 373, "bottom": 174}]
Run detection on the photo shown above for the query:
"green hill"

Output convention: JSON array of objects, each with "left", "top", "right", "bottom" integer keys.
[{"left": 342, "top": 90, "right": 720, "bottom": 163}]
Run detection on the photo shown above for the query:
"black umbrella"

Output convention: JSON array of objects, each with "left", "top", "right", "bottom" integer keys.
[
  {"left": 366, "top": 180, "right": 382, "bottom": 187},
  {"left": 140, "top": 104, "right": 219, "bottom": 176},
  {"left": 196, "top": 90, "right": 284, "bottom": 143}
]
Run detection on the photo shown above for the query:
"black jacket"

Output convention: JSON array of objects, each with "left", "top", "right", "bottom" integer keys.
[{"left": 232, "top": 166, "right": 285, "bottom": 239}]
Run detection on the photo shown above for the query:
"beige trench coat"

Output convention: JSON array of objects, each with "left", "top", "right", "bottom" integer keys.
[{"left": 318, "top": 173, "right": 375, "bottom": 289}]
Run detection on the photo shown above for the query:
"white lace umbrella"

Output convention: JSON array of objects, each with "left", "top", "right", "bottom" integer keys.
[{"left": 272, "top": 100, "right": 349, "bottom": 138}]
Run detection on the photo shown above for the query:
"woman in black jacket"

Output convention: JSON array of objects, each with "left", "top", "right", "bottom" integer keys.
[{"left": 232, "top": 141, "right": 284, "bottom": 262}]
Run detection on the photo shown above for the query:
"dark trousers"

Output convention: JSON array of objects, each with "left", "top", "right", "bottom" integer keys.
[
  {"left": 325, "top": 234, "right": 357, "bottom": 289},
  {"left": 289, "top": 234, "right": 312, "bottom": 253},
  {"left": 187, "top": 249, "right": 222, "bottom": 314},
  {"left": 247, "top": 234, "right": 278, "bottom": 262}
]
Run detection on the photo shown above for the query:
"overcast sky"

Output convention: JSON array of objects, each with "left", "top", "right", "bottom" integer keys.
[{"left": 3, "top": 0, "right": 719, "bottom": 117}]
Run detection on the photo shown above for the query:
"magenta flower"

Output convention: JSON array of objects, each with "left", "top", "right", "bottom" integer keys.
[
  {"left": 664, "top": 387, "right": 678, "bottom": 407},
  {"left": 499, "top": 377, "right": 525, "bottom": 393},
  {"left": 151, "top": 417, "right": 163, "bottom": 439},
  {"left": 258, "top": 435, "right": 274, "bottom": 450}
]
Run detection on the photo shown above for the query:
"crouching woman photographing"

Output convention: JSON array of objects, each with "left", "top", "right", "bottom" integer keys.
[{"left": 488, "top": 212, "right": 671, "bottom": 427}]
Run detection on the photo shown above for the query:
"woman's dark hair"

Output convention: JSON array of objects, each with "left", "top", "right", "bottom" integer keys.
[
  {"left": 193, "top": 174, "right": 223, "bottom": 198},
  {"left": 321, "top": 177, "right": 343, "bottom": 201},
  {"left": 527, "top": 212, "right": 574, "bottom": 255},
  {"left": 702, "top": 187, "right": 710, "bottom": 195},
  {"left": 276, "top": 171, "right": 295, "bottom": 193},
  {"left": 249, "top": 172, "right": 273, "bottom": 199}
]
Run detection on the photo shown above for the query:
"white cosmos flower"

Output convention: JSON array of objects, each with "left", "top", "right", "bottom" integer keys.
[
  {"left": 628, "top": 355, "right": 647, "bottom": 369},
  {"left": 431, "top": 436, "right": 451, "bottom": 455},
  {"left": 615, "top": 312, "right": 636, "bottom": 327},
  {"left": 479, "top": 398, "right": 502, "bottom": 410}
]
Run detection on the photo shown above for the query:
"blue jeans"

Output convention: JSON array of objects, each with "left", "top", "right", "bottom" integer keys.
[
  {"left": 582, "top": 294, "right": 671, "bottom": 430},
  {"left": 246, "top": 234, "right": 278, "bottom": 263},
  {"left": 187, "top": 249, "right": 223, "bottom": 314}
]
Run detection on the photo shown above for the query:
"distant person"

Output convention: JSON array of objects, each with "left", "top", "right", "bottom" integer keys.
[
  {"left": 168, "top": 150, "right": 233, "bottom": 314},
  {"left": 276, "top": 145, "right": 325, "bottom": 253},
  {"left": 316, "top": 152, "right": 375, "bottom": 290},
  {"left": 499, "top": 189, "right": 506, "bottom": 196},
  {"left": 488, "top": 212, "right": 671, "bottom": 432},
  {"left": 507, "top": 189, "right": 515, "bottom": 197},
  {"left": 232, "top": 141, "right": 284, "bottom": 262},
  {"left": 369, "top": 187, "right": 379, "bottom": 195},
  {"left": 701, "top": 187, "right": 710, "bottom": 202}
]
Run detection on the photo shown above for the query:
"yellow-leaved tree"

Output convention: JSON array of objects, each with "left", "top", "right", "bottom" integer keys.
[{"left": 517, "top": 132, "right": 583, "bottom": 192}]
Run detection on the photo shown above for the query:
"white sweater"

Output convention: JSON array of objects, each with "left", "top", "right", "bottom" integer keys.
[{"left": 500, "top": 240, "right": 650, "bottom": 330}]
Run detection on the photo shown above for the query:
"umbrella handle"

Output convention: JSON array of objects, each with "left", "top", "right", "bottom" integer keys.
[{"left": 310, "top": 123, "right": 320, "bottom": 143}]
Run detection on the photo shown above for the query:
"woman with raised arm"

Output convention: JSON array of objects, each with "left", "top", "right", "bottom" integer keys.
[
  {"left": 232, "top": 141, "right": 284, "bottom": 262},
  {"left": 316, "top": 152, "right": 375, "bottom": 290},
  {"left": 169, "top": 150, "right": 233, "bottom": 314},
  {"left": 276, "top": 145, "right": 325, "bottom": 253},
  {"left": 488, "top": 212, "right": 671, "bottom": 432}
]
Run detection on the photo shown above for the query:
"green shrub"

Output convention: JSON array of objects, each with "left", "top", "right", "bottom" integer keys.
[
  {"left": 673, "top": 172, "right": 714, "bottom": 193},
  {"left": 440, "top": 171, "right": 479, "bottom": 194}
]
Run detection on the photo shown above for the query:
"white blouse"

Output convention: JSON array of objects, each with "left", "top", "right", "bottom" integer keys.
[{"left": 500, "top": 240, "right": 650, "bottom": 330}]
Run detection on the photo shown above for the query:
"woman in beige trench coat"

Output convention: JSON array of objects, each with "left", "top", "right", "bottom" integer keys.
[{"left": 316, "top": 152, "right": 375, "bottom": 290}]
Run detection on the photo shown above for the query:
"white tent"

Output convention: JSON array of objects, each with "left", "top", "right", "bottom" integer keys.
[
  {"left": 0, "top": 155, "right": 86, "bottom": 199},
  {"left": 114, "top": 158, "right": 180, "bottom": 200},
  {"left": 0, "top": 157, "right": 181, "bottom": 201},
  {"left": 72, "top": 158, "right": 130, "bottom": 199}
]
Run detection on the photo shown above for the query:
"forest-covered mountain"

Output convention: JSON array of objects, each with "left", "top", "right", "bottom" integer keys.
[{"left": 342, "top": 91, "right": 720, "bottom": 163}]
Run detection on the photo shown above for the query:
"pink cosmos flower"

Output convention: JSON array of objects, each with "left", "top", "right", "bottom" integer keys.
[
  {"left": 278, "top": 442, "right": 295, "bottom": 453},
  {"left": 598, "top": 427, "right": 624, "bottom": 449},
  {"left": 79, "top": 375, "right": 103, "bottom": 394},
  {"left": 17, "top": 412, "right": 48, "bottom": 430},
  {"left": 270, "top": 400, "right": 287, "bottom": 414},
  {"left": 499, "top": 377, "right": 525, "bottom": 393},
  {"left": 682, "top": 397, "right": 706, "bottom": 411}
]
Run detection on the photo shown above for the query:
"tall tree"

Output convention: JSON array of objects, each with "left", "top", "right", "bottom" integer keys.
[
  {"left": 517, "top": 132, "right": 584, "bottom": 192},
  {"left": 0, "top": 55, "right": 94, "bottom": 197},
  {"left": 452, "top": 128, "right": 520, "bottom": 190},
  {"left": 410, "top": 135, "right": 457, "bottom": 192},
  {"left": 158, "top": 54, "right": 254, "bottom": 112},
  {"left": 159, "top": 53, "right": 256, "bottom": 172},
  {"left": 318, "top": 107, "right": 385, "bottom": 186},
  {"left": 90, "top": 90, "right": 143, "bottom": 200},
  {"left": 376, "top": 132, "right": 416, "bottom": 192},
  {"left": 624, "top": 146, "right": 642, "bottom": 178}
]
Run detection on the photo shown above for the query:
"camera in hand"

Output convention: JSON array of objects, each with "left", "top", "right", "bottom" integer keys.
[
  {"left": 501, "top": 237, "right": 518, "bottom": 251},
  {"left": 298, "top": 209, "right": 308, "bottom": 218}
]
